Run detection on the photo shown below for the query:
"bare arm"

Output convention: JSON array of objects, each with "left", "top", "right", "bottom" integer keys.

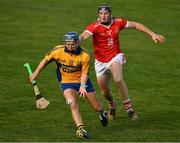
[
  {"left": 29, "top": 58, "right": 50, "bottom": 82},
  {"left": 78, "top": 73, "right": 89, "bottom": 97},
  {"left": 78, "top": 54, "right": 90, "bottom": 97},
  {"left": 127, "top": 21, "right": 166, "bottom": 44},
  {"left": 80, "top": 73, "right": 88, "bottom": 86},
  {"left": 79, "top": 30, "right": 92, "bottom": 44}
]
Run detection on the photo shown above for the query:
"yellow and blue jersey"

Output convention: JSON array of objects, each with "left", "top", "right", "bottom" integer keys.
[{"left": 45, "top": 45, "right": 90, "bottom": 84}]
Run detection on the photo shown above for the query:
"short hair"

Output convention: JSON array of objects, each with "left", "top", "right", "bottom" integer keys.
[{"left": 97, "top": 3, "right": 111, "bottom": 13}]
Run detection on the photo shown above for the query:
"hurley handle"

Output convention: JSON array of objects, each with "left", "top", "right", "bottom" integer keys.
[{"left": 24, "top": 63, "right": 36, "bottom": 84}]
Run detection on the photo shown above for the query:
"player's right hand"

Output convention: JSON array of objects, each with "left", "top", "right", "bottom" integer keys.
[
  {"left": 77, "top": 86, "right": 87, "bottom": 98},
  {"left": 152, "top": 33, "right": 166, "bottom": 44},
  {"left": 29, "top": 72, "right": 37, "bottom": 82}
]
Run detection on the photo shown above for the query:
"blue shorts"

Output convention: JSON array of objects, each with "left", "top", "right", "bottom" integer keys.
[
  {"left": 56, "top": 66, "right": 95, "bottom": 93},
  {"left": 60, "top": 79, "right": 95, "bottom": 93}
]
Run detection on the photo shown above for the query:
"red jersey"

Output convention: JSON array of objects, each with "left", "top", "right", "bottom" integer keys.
[{"left": 86, "top": 18, "right": 127, "bottom": 62}]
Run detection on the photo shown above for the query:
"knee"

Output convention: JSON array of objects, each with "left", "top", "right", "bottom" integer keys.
[
  {"left": 115, "top": 78, "right": 124, "bottom": 87},
  {"left": 68, "top": 100, "right": 78, "bottom": 111}
]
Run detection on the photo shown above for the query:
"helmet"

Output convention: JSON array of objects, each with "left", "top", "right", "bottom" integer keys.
[
  {"left": 64, "top": 32, "right": 79, "bottom": 43},
  {"left": 97, "top": 3, "right": 111, "bottom": 13},
  {"left": 64, "top": 31, "right": 81, "bottom": 54}
]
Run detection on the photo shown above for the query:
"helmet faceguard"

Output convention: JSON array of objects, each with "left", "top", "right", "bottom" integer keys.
[
  {"left": 64, "top": 32, "right": 81, "bottom": 54},
  {"left": 97, "top": 4, "right": 112, "bottom": 25}
]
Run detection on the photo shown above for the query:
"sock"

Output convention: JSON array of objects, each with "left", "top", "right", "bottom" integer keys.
[
  {"left": 108, "top": 100, "right": 116, "bottom": 108},
  {"left": 99, "top": 111, "right": 106, "bottom": 117},
  {"left": 77, "top": 124, "right": 84, "bottom": 129},
  {"left": 123, "top": 99, "right": 133, "bottom": 113}
]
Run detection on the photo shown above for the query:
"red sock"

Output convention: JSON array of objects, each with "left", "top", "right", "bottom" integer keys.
[{"left": 123, "top": 99, "right": 133, "bottom": 113}]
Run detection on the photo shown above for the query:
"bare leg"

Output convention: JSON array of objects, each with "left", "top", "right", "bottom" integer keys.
[
  {"left": 97, "top": 73, "right": 114, "bottom": 103},
  {"left": 109, "top": 61, "right": 138, "bottom": 120},
  {"left": 64, "top": 89, "right": 83, "bottom": 127},
  {"left": 85, "top": 91, "right": 103, "bottom": 112},
  {"left": 85, "top": 91, "right": 108, "bottom": 127},
  {"left": 109, "top": 61, "right": 129, "bottom": 101},
  {"left": 97, "top": 73, "right": 117, "bottom": 120},
  {"left": 64, "top": 89, "right": 89, "bottom": 138}
]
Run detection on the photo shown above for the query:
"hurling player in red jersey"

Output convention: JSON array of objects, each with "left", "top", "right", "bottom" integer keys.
[{"left": 79, "top": 3, "right": 166, "bottom": 121}]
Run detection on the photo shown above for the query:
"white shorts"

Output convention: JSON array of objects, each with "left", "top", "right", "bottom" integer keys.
[{"left": 94, "top": 53, "right": 126, "bottom": 77}]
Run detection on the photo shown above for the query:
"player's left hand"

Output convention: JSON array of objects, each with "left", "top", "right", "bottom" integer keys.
[
  {"left": 152, "top": 33, "right": 166, "bottom": 44},
  {"left": 77, "top": 87, "right": 87, "bottom": 98}
]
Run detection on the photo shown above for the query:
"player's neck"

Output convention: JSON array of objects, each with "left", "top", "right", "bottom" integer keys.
[
  {"left": 101, "top": 22, "right": 110, "bottom": 26},
  {"left": 101, "top": 19, "right": 113, "bottom": 26}
]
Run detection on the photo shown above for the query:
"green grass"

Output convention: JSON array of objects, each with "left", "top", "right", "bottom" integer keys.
[{"left": 0, "top": 0, "right": 180, "bottom": 142}]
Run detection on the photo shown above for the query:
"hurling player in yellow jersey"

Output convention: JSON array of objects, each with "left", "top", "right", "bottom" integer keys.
[{"left": 29, "top": 32, "right": 108, "bottom": 139}]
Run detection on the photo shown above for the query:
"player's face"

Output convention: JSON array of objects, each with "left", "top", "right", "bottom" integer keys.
[
  {"left": 65, "top": 41, "right": 78, "bottom": 52},
  {"left": 98, "top": 10, "right": 111, "bottom": 23}
]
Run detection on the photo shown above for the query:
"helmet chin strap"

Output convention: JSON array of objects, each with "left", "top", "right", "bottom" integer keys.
[{"left": 64, "top": 46, "right": 81, "bottom": 55}]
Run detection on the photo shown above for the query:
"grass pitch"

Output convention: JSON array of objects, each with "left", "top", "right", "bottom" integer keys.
[{"left": 0, "top": 0, "right": 180, "bottom": 142}]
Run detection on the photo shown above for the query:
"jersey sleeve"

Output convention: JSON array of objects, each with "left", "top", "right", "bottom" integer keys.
[
  {"left": 45, "top": 48, "right": 58, "bottom": 62},
  {"left": 117, "top": 18, "right": 128, "bottom": 30},
  {"left": 121, "top": 18, "right": 128, "bottom": 29},
  {"left": 44, "top": 45, "right": 63, "bottom": 61},
  {"left": 81, "top": 54, "right": 90, "bottom": 74},
  {"left": 45, "top": 51, "right": 55, "bottom": 61},
  {"left": 86, "top": 23, "right": 97, "bottom": 35}
]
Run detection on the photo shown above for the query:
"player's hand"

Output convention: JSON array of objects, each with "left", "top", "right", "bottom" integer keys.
[
  {"left": 77, "top": 86, "right": 87, "bottom": 98},
  {"left": 152, "top": 33, "right": 166, "bottom": 44},
  {"left": 29, "top": 72, "right": 37, "bottom": 82}
]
